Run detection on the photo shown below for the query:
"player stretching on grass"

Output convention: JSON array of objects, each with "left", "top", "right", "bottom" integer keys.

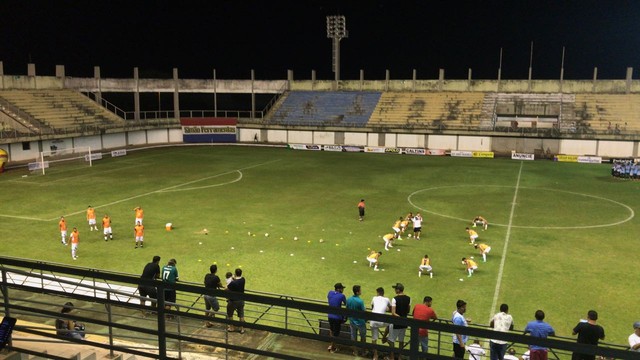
[
  {"left": 392, "top": 217, "right": 403, "bottom": 239},
  {"left": 474, "top": 243, "right": 491, "bottom": 262},
  {"left": 462, "top": 257, "right": 478, "bottom": 277},
  {"left": 367, "top": 250, "right": 382, "bottom": 271},
  {"left": 466, "top": 227, "right": 479, "bottom": 244},
  {"left": 472, "top": 215, "right": 488, "bottom": 230},
  {"left": 383, "top": 233, "right": 395, "bottom": 251},
  {"left": 418, "top": 254, "right": 433, "bottom": 278}
]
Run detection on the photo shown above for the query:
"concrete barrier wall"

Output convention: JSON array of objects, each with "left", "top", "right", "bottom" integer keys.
[{"left": 3, "top": 127, "right": 639, "bottom": 164}]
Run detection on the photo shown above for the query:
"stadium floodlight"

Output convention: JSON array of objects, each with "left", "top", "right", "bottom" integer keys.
[{"left": 326, "top": 15, "right": 348, "bottom": 82}]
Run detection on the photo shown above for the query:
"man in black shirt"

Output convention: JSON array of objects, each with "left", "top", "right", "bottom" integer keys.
[
  {"left": 138, "top": 256, "right": 160, "bottom": 310},
  {"left": 226, "top": 268, "right": 246, "bottom": 333},
  {"left": 203, "top": 264, "right": 224, "bottom": 327},
  {"left": 388, "top": 282, "right": 411, "bottom": 360},
  {"left": 572, "top": 310, "right": 605, "bottom": 360}
]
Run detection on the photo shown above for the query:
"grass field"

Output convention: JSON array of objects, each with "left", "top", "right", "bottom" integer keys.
[{"left": 0, "top": 145, "right": 637, "bottom": 346}]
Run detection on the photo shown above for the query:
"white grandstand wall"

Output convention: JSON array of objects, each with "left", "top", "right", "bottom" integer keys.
[{"left": 2, "top": 127, "right": 640, "bottom": 163}]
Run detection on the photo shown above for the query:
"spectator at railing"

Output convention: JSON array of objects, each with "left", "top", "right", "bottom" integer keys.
[
  {"left": 628, "top": 321, "right": 640, "bottom": 352},
  {"left": 571, "top": 310, "right": 605, "bottom": 360},
  {"left": 326, "top": 282, "right": 346, "bottom": 353},
  {"left": 226, "top": 268, "right": 246, "bottom": 334},
  {"left": 346, "top": 285, "right": 366, "bottom": 356},
  {"left": 490, "top": 303, "right": 514, "bottom": 360},
  {"left": 524, "top": 310, "right": 555, "bottom": 360},
  {"left": 138, "top": 255, "right": 161, "bottom": 311},
  {"left": 55, "top": 302, "right": 85, "bottom": 340},
  {"left": 453, "top": 299, "right": 471, "bottom": 359}
]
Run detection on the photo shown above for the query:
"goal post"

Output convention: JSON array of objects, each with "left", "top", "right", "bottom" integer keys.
[{"left": 31, "top": 146, "right": 99, "bottom": 175}]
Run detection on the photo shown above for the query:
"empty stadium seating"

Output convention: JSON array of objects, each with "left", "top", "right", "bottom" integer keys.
[
  {"left": 268, "top": 91, "right": 382, "bottom": 126},
  {"left": 368, "top": 92, "right": 486, "bottom": 129},
  {"left": 0, "top": 90, "right": 125, "bottom": 132}
]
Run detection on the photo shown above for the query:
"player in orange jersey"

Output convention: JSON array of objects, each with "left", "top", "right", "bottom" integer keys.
[
  {"left": 86, "top": 206, "right": 98, "bottom": 231},
  {"left": 70, "top": 227, "right": 80, "bottom": 260},
  {"left": 134, "top": 206, "right": 144, "bottom": 225},
  {"left": 134, "top": 221, "right": 145, "bottom": 249},
  {"left": 59, "top": 216, "right": 68, "bottom": 245},
  {"left": 102, "top": 214, "right": 113, "bottom": 241},
  {"left": 462, "top": 257, "right": 478, "bottom": 277}
]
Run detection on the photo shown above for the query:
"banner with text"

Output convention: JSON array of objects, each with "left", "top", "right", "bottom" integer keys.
[{"left": 181, "top": 118, "right": 237, "bottom": 143}]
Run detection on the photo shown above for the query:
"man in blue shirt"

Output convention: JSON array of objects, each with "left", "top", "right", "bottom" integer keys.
[
  {"left": 346, "top": 285, "right": 366, "bottom": 356},
  {"left": 524, "top": 310, "right": 555, "bottom": 360},
  {"left": 452, "top": 299, "right": 470, "bottom": 359},
  {"left": 327, "top": 282, "right": 346, "bottom": 353}
]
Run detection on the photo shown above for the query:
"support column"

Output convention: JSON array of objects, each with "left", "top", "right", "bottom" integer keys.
[
  {"left": 385, "top": 70, "right": 390, "bottom": 91},
  {"left": 1, "top": 61, "right": 5, "bottom": 89},
  {"left": 592, "top": 67, "right": 598, "bottom": 93},
  {"left": 173, "top": 68, "right": 180, "bottom": 120},
  {"left": 134, "top": 67, "right": 140, "bottom": 121},
  {"left": 438, "top": 69, "right": 445, "bottom": 91},
  {"left": 412, "top": 69, "right": 417, "bottom": 92},
  {"left": 94, "top": 66, "right": 102, "bottom": 105},
  {"left": 625, "top": 67, "right": 633, "bottom": 94},
  {"left": 213, "top": 69, "right": 217, "bottom": 117},
  {"left": 55, "top": 65, "right": 65, "bottom": 88},
  {"left": 251, "top": 69, "right": 255, "bottom": 119}
]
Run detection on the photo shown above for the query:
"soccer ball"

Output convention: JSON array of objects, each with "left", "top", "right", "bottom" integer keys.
[
  {"left": 407, "top": 234, "right": 412, "bottom": 238},
  {"left": 265, "top": 233, "right": 269, "bottom": 237},
  {"left": 294, "top": 236, "right": 298, "bottom": 241}
]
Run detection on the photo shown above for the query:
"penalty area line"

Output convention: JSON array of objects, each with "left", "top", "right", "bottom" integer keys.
[{"left": 489, "top": 161, "right": 523, "bottom": 319}]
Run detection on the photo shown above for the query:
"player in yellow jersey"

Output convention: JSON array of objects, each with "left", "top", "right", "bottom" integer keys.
[
  {"left": 87, "top": 206, "right": 98, "bottom": 231},
  {"left": 462, "top": 257, "right": 478, "bottom": 277},
  {"left": 59, "top": 216, "right": 68, "bottom": 245},
  {"left": 418, "top": 254, "right": 433, "bottom": 278},
  {"left": 465, "top": 227, "right": 479, "bottom": 244},
  {"left": 392, "top": 217, "right": 403, "bottom": 239},
  {"left": 472, "top": 215, "right": 488, "bottom": 230},
  {"left": 367, "top": 250, "right": 382, "bottom": 271},
  {"left": 383, "top": 233, "right": 395, "bottom": 251},
  {"left": 474, "top": 243, "right": 491, "bottom": 262},
  {"left": 400, "top": 213, "right": 412, "bottom": 237},
  {"left": 134, "top": 206, "right": 144, "bottom": 225}
]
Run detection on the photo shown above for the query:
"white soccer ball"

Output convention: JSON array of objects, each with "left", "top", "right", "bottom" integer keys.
[
  {"left": 265, "top": 233, "right": 269, "bottom": 237},
  {"left": 198, "top": 242, "right": 202, "bottom": 245},
  {"left": 319, "top": 239, "right": 325, "bottom": 243},
  {"left": 407, "top": 234, "right": 412, "bottom": 238},
  {"left": 247, "top": 231, "right": 251, "bottom": 235},
  {"left": 293, "top": 236, "right": 298, "bottom": 241}
]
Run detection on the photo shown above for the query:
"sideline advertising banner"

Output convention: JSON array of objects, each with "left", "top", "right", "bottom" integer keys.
[
  {"left": 364, "top": 146, "right": 386, "bottom": 154},
  {"left": 323, "top": 145, "right": 343, "bottom": 152},
  {"left": 554, "top": 154, "right": 578, "bottom": 162},
  {"left": 451, "top": 150, "right": 473, "bottom": 158},
  {"left": 511, "top": 151, "right": 535, "bottom": 161},
  {"left": 427, "top": 149, "right": 447, "bottom": 156},
  {"left": 577, "top": 156, "right": 602, "bottom": 164},
  {"left": 181, "top": 117, "right": 237, "bottom": 143},
  {"left": 472, "top": 151, "right": 494, "bottom": 158},
  {"left": 289, "top": 144, "right": 321, "bottom": 150},
  {"left": 404, "top": 148, "right": 426, "bottom": 155}
]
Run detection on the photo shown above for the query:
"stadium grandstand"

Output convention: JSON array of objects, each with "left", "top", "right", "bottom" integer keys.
[{"left": 2, "top": 63, "right": 640, "bottom": 359}]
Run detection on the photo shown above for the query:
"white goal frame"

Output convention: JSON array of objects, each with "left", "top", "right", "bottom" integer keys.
[{"left": 35, "top": 146, "right": 93, "bottom": 175}]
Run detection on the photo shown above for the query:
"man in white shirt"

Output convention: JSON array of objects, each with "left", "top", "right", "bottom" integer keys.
[
  {"left": 630, "top": 321, "right": 640, "bottom": 352},
  {"left": 490, "top": 303, "right": 514, "bottom": 360},
  {"left": 412, "top": 213, "right": 423, "bottom": 240},
  {"left": 467, "top": 339, "right": 486, "bottom": 360},
  {"left": 370, "top": 287, "right": 391, "bottom": 360}
]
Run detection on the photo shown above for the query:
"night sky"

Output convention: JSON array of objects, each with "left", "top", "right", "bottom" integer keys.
[{"left": 2, "top": 1, "right": 640, "bottom": 81}]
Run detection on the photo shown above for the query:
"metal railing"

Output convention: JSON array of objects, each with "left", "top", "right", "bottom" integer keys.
[{"left": 0, "top": 256, "right": 636, "bottom": 360}]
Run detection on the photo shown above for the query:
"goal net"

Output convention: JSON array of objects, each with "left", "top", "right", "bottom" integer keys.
[{"left": 30, "top": 146, "right": 100, "bottom": 175}]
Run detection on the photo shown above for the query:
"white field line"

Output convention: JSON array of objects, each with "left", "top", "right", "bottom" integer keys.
[
  {"left": 489, "top": 161, "right": 523, "bottom": 319},
  {"left": 157, "top": 171, "right": 243, "bottom": 192},
  {"left": 0, "top": 159, "right": 280, "bottom": 222}
]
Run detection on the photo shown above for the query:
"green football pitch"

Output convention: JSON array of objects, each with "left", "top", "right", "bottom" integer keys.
[{"left": 0, "top": 145, "right": 637, "bottom": 345}]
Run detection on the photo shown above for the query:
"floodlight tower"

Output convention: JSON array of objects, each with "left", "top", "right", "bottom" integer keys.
[{"left": 326, "top": 15, "right": 348, "bottom": 82}]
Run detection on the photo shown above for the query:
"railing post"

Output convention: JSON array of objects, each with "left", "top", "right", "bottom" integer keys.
[{"left": 106, "top": 294, "right": 115, "bottom": 358}]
